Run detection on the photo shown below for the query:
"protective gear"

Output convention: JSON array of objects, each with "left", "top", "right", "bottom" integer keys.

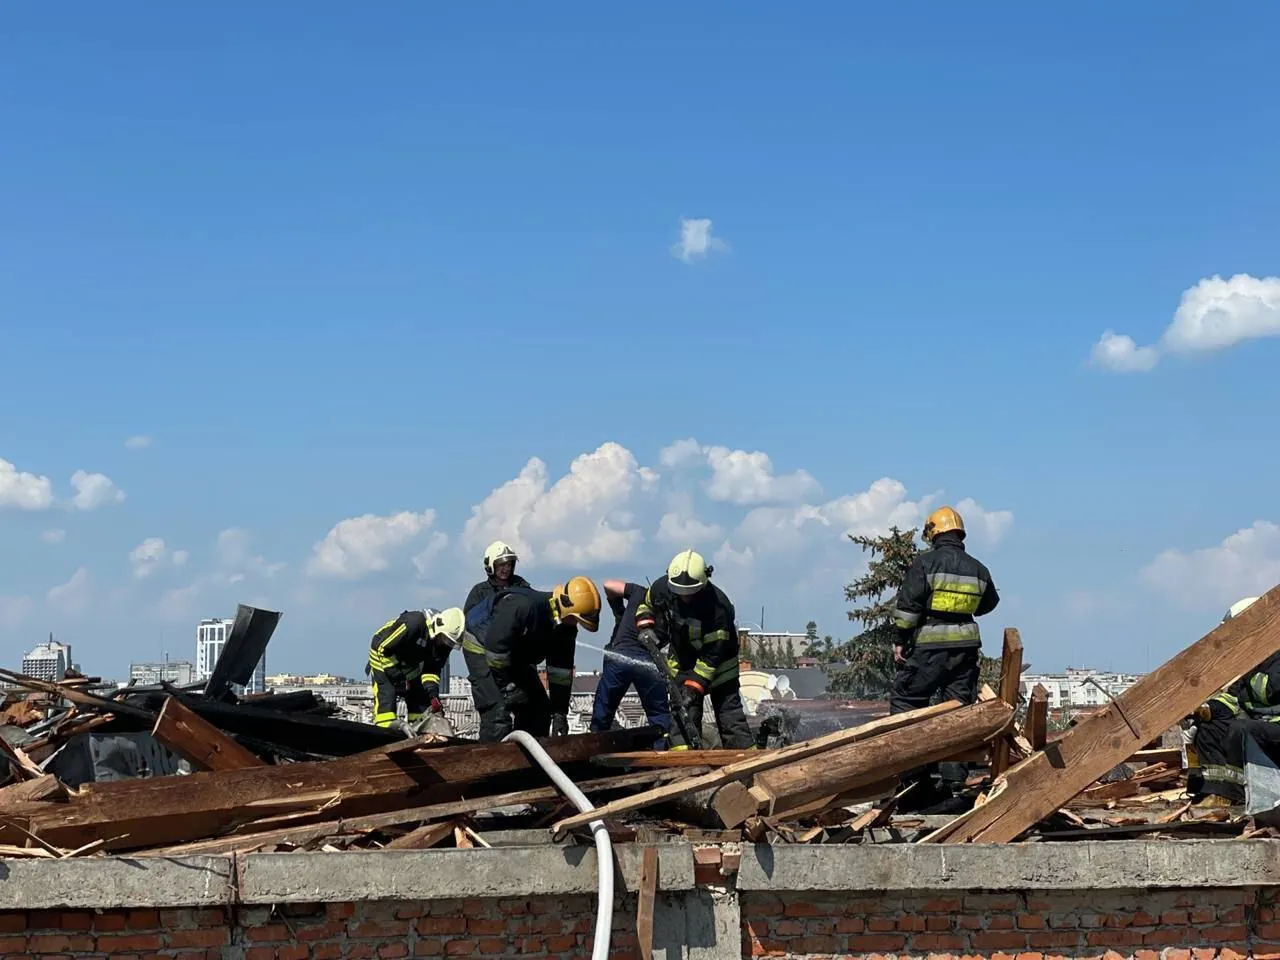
[
  {"left": 890, "top": 531, "right": 998, "bottom": 651},
  {"left": 554, "top": 576, "right": 602, "bottom": 632},
  {"left": 429, "top": 697, "right": 444, "bottom": 714},
  {"left": 368, "top": 610, "right": 451, "bottom": 729},
  {"left": 678, "top": 671, "right": 708, "bottom": 696},
  {"left": 429, "top": 607, "right": 468, "bottom": 649},
  {"left": 1224, "top": 597, "right": 1260, "bottom": 622},
  {"left": 501, "top": 680, "right": 530, "bottom": 708},
  {"left": 483, "top": 541, "right": 519, "bottom": 578},
  {"left": 550, "top": 713, "right": 569, "bottom": 737},
  {"left": 666, "top": 549, "right": 710, "bottom": 597},
  {"left": 923, "top": 506, "right": 965, "bottom": 543}
]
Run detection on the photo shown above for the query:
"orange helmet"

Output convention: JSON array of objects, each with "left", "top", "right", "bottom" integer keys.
[{"left": 923, "top": 506, "right": 965, "bottom": 542}]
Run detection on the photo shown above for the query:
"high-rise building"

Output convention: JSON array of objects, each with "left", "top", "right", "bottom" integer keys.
[
  {"left": 129, "top": 660, "right": 197, "bottom": 686},
  {"left": 196, "top": 617, "right": 267, "bottom": 695},
  {"left": 22, "top": 637, "right": 71, "bottom": 682}
]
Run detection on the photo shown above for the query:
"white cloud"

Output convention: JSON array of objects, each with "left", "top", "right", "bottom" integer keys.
[
  {"left": 1091, "top": 331, "right": 1160, "bottom": 372},
  {"left": 149, "top": 528, "right": 283, "bottom": 621},
  {"left": 0, "top": 458, "right": 54, "bottom": 510},
  {"left": 655, "top": 493, "right": 724, "bottom": 547},
  {"left": 462, "top": 443, "right": 658, "bottom": 567},
  {"left": 130, "top": 537, "right": 188, "bottom": 579},
  {"left": 0, "top": 595, "right": 32, "bottom": 630},
  {"left": 48, "top": 566, "right": 92, "bottom": 615},
  {"left": 307, "top": 510, "right": 442, "bottom": 580},
  {"left": 954, "top": 498, "right": 1015, "bottom": 545},
  {"left": 670, "top": 217, "right": 729, "bottom": 265},
  {"left": 124, "top": 435, "right": 153, "bottom": 450},
  {"left": 69, "top": 470, "right": 125, "bottom": 510},
  {"left": 659, "top": 439, "right": 820, "bottom": 505},
  {"left": 1141, "top": 520, "right": 1280, "bottom": 610},
  {"left": 1091, "top": 274, "right": 1280, "bottom": 372},
  {"left": 41, "top": 529, "right": 66, "bottom": 544}
]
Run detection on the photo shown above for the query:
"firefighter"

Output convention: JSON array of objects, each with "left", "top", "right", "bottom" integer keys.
[
  {"left": 589, "top": 579, "right": 672, "bottom": 741},
  {"left": 635, "top": 550, "right": 753, "bottom": 750},
  {"left": 467, "top": 577, "right": 601, "bottom": 741},
  {"left": 889, "top": 506, "right": 999, "bottom": 805},
  {"left": 464, "top": 541, "right": 530, "bottom": 614},
  {"left": 1187, "top": 597, "right": 1258, "bottom": 806},
  {"left": 367, "top": 607, "right": 467, "bottom": 731}
]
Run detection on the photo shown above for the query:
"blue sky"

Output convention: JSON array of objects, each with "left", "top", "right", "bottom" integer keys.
[{"left": 2, "top": 3, "right": 1278, "bottom": 680}]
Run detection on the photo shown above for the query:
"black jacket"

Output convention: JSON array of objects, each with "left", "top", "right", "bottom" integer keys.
[
  {"left": 890, "top": 532, "right": 999, "bottom": 650},
  {"left": 483, "top": 587, "right": 577, "bottom": 715},
  {"left": 635, "top": 575, "right": 740, "bottom": 686},
  {"left": 606, "top": 582, "right": 651, "bottom": 655},
  {"left": 368, "top": 610, "right": 451, "bottom": 699},
  {"left": 464, "top": 574, "right": 531, "bottom": 614}
]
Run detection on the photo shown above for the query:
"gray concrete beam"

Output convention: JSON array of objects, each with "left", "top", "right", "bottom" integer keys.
[
  {"left": 736, "top": 839, "right": 1280, "bottom": 892},
  {"left": 0, "top": 856, "right": 231, "bottom": 910}
]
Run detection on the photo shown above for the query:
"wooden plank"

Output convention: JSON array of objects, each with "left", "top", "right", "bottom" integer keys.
[
  {"left": 593, "top": 750, "right": 762, "bottom": 769},
  {"left": 938, "top": 583, "right": 1280, "bottom": 844},
  {"left": 0, "top": 774, "right": 68, "bottom": 806},
  {"left": 373, "top": 819, "right": 455, "bottom": 850},
  {"left": 1023, "top": 684, "right": 1048, "bottom": 751},
  {"left": 5, "top": 728, "right": 653, "bottom": 853},
  {"left": 637, "top": 845, "right": 658, "bottom": 960},
  {"left": 136, "top": 767, "right": 695, "bottom": 856},
  {"left": 151, "top": 696, "right": 265, "bottom": 771},
  {"left": 1128, "top": 747, "right": 1183, "bottom": 767},
  {"left": 729, "top": 699, "right": 1013, "bottom": 826},
  {"left": 552, "top": 700, "right": 963, "bottom": 834},
  {"left": 0, "top": 737, "right": 44, "bottom": 781},
  {"left": 989, "top": 628, "right": 1024, "bottom": 778}
]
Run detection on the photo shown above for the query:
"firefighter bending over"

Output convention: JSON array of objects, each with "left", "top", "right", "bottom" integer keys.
[
  {"left": 466, "top": 578, "right": 601, "bottom": 741},
  {"left": 635, "top": 550, "right": 753, "bottom": 750},
  {"left": 367, "top": 607, "right": 467, "bottom": 731}
]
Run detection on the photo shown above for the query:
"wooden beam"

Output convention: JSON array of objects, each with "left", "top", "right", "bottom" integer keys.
[
  {"left": 721, "top": 699, "right": 1014, "bottom": 827},
  {"left": 593, "top": 750, "right": 762, "bottom": 769},
  {"left": 989, "top": 628, "right": 1025, "bottom": 778},
  {"left": 551, "top": 700, "right": 963, "bottom": 834},
  {"left": 384, "top": 820, "right": 458, "bottom": 850},
  {"left": 936, "top": 583, "right": 1280, "bottom": 844},
  {"left": 1022, "top": 684, "right": 1048, "bottom": 751},
  {"left": 637, "top": 845, "right": 658, "bottom": 960},
  {"left": 151, "top": 696, "right": 264, "bottom": 772}
]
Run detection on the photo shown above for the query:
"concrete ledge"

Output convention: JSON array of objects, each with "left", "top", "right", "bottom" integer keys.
[
  {"left": 736, "top": 840, "right": 1280, "bottom": 892},
  {"left": 0, "top": 856, "right": 231, "bottom": 909}
]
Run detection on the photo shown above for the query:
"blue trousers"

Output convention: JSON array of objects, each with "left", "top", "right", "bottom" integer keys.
[{"left": 590, "top": 654, "right": 671, "bottom": 742}]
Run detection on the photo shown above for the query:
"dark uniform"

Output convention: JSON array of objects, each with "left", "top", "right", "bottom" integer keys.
[
  {"left": 635, "top": 575, "right": 753, "bottom": 750},
  {"left": 590, "top": 582, "right": 671, "bottom": 738},
  {"left": 1221, "top": 651, "right": 1280, "bottom": 804},
  {"left": 466, "top": 587, "right": 577, "bottom": 741},
  {"left": 889, "top": 530, "right": 1000, "bottom": 713},
  {"left": 367, "top": 610, "right": 450, "bottom": 729},
  {"left": 1190, "top": 683, "right": 1245, "bottom": 802},
  {"left": 464, "top": 573, "right": 531, "bottom": 614}
]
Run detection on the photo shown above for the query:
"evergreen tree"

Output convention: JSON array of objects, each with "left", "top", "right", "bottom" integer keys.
[{"left": 784, "top": 637, "right": 797, "bottom": 668}]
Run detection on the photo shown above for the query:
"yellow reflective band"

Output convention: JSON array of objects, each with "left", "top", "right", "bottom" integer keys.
[
  {"left": 376, "top": 623, "right": 408, "bottom": 654},
  {"left": 915, "top": 622, "right": 980, "bottom": 645},
  {"left": 892, "top": 608, "right": 921, "bottom": 627},
  {"left": 463, "top": 635, "right": 486, "bottom": 656},
  {"left": 928, "top": 589, "right": 982, "bottom": 615},
  {"left": 1253, "top": 673, "right": 1271, "bottom": 705},
  {"left": 486, "top": 653, "right": 511, "bottom": 668},
  {"left": 670, "top": 744, "right": 690, "bottom": 752},
  {"left": 407, "top": 713, "right": 424, "bottom": 723},
  {"left": 421, "top": 673, "right": 440, "bottom": 685},
  {"left": 1210, "top": 691, "right": 1241, "bottom": 714},
  {"left": 693, "top": 661, "right": 714, "bottom": 681}
]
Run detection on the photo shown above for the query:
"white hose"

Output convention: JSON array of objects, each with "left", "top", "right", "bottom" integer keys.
[{"left": 503, "top": 730, "right": 613, "bottom": 960}]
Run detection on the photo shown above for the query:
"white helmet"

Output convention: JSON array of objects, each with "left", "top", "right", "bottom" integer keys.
[
  {"left": 667, "top": 549, "right": 710, "bottom": 597},
  {"left": 1223, "top": 597, "right": 1260, "bottom": 623},
  {"left": 483, "top": 541, "right": 518, "bottom": 577},
  {"left": 428, "top": 607, "right": 467, "bottom": 649}
]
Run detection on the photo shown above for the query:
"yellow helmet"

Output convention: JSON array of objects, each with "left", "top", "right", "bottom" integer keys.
[
  {"left": 483, "top": 541, "right": 518, "bottom": 577},
  {"left": 667, "top": 549, "right": 710, "bottom": 597},
  {"left": 923, "top": 506, "right": 965, "bottom": 543},
  {"left": 554, "top": 576, "right": 602, "bottom": 632},
  {"left": 429, "top": 607, "right": 467, "bottom": 649},
  {"left": 1223, "top": 597, "right": 1260, "bottom": 623}
]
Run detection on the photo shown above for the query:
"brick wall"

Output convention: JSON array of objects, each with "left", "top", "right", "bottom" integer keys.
[
  {"left": 0, "top": 895, "right": 640, "bottom": 959},
  {"left": 742, "top": 889, "right": 1280, "bottom": 959}
]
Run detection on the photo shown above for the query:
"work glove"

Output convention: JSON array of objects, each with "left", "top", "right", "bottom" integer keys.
[
  {"left": 364, "top": 662, "right": 372, "bottom": 677},
  {"left": 429, "top": 697, "right": 444, "bottom": 715},
  {"left": 550, "top": 713, "right": 569, "bottom": 737},
  {"left": 677, "top": 672, "right": 707, "bottom": 698},
  {"left": 500, "top": 680, "right": 530, "bottom": 708}
]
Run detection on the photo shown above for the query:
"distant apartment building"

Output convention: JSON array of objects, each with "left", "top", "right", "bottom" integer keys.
[
  {"left": 196, "top": 617, "right": 267, "bottom": 695},
  {"left": 21, "top": 638, "right": 72, "bottom": 682},
  {"left": 1020, "top": 667, "right": 1142, "bottom": 712},
  {"left": 129, "top": 659, "right": 197, "bottom": 686},
  {"left": 266, "top": 673, "right": 371, "bottom": 722}
]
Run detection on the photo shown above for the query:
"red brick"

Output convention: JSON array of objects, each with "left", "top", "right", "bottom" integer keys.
[
  {"left": 126, "top": 910, "right": 160, "bottom": 929},
  {"left": 972, "top": 932, "right": 1030, "bottom": 950},
  {"left": 529, "top": 917, "right": 563, "bottom": 936},
  {"left": 912, "top": 934, "right": 966, "bottom": 951},
  {"left": 867, "top": 917, "right": 898, "bottom": 932},
  {"left": 419, "top": 918, "right": 467, "bottom": 936},
  {"left": 958, "top": 916, "right": 984, "bottom": 931},
  {"left": 26, "top": 934, "right": 72, "bottom": 952},
  {"left": 1219, "top": 905, "right": 1247, "bottom": 924},
  {"left": 1086, "top": 930, "right": 1145, "bottom": 947},
  {"left": 1219, "top": 950, "right": 1248, "bottom": 960},
  {"left": 169, "top": 928, "right": 229, "bottom": 949},
  {"left": 347, "top": 945, "right": 379, "bottom": 960},
  {"left": 1145, "top": 928, "right": 1191, "bottom": 946},
  {"left": 1129, "top": 911, "right": 1159, "bottom": 927},
  {"left": 245, "top": 948, "right": 276, "bottom": 960},
  {"left": 1252, "top": 944, "right": 1280, "bottom": 960},
  {"left": 1014, "top": 953, "right": 1044, "bottom": 960},
  {"left": 927, "top": 916, "right": 953, "bottom": 932},
  {"left": 247, "top": 925, "right": 291, "bottom": 943},
  {"left": 1018, "top": 915, "right": 1047, "bottom": 930},
  {"left": 0, "top": 936, "right": 27, "bottom": 953},
  {"left": 327, "top": 903, "right": 356, "bottom": 920},
  {"left": 379, "top": 944, "right": 409, "bottom": 959},
  {"left": 796, "top": 935, "right": 840, "bottom": 954},
  {"left": 352, "top": 921, "right": 411, "bottom": 938},
  {"left": 1202, "top": 926, "right": 1249, "bottom": 942},
  {"left": 923, "top": 898, "right": 964, "bottom": 913},
  {"left": 898, "top": 915, "right": 927, "bottom": 932},
  {"left": 1261, "top": 924, "right": 1280, "bottom": 940},
  {"left": 476, "top": 939, "right": 507, "bottom": 954},
  {"left": 174, "top": 952, "right": 217, "bottom": 960},
  {"left": 1190, "top": 907, "right": 1216, "bottom": 924},
  {"left": 314, "top": 945, "right": 345, "bottom": 960},
  {"left": 279, "top": 947, "right": 310, "bottom": 960},
  {"left": 545, "top": 934, "right": 576, "bottom": 951},
  {"left": 1028, "top": 931, "right": 1082, "bottom": 949},
  {"left": 1163, "top": 951, "right": 1192, "bottom": 960},
  {"left": 509, "top": 939, "right": 541, "bottom": 955},
  {"left": 57, "top": 914, "right": 92, "bottom": 933},
  {"left": 1193, "top": 950, "right": 1219, "bottom": 960},
  {"left": 0, "top": 915, "right": 24, "bottom": 933},
  {"left": 496, "top": 900, "right": 527, "bottom": 917},
  {"left": 93, "top": 914, "right": 128, "bottom": 933},
  {"left": 1134, "top": 952, "right": 1160, "bottom": 960},
  {"left": 1160, "top": 910, "right": 1190, "bottom": 925},
  {"left": 783, "top": 901, "right": 822, "bottom": 918},
  {"left": 1100, "top": 913, "right": 1134, "bottom": 929},
  {"left": 415, "top": 940, "right": 444, "bottom": 957},
  {"left": 989, "top": 916, "right": 1017, "bottom": 931},
  {"left": 847, "top": 934, "right": 909, "bottom": 952},
  {"left": 773, "top": 920, "right": 803, "bottom": 937},
  {"left": 837, "top": 918, "right": 865, "bottom": 934}
]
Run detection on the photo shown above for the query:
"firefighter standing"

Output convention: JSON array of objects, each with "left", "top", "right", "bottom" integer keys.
[
  {"left": 367, "top": 607, "right": 467, "bottom": 731},
  {"left": 589, "top": 580, "right": 672, "bottom": 741},
  {"left": 635, "top": 550, "right": 753, "bottom": 750},
  {"left": 464, "top": 541, "right": 530, "bottom": 614},
  {"left": 467, "top": 577, "right": 601, "bottom": 741}
]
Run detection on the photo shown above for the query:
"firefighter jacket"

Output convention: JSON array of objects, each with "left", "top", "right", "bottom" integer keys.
[
  {"left": 1236, "top": 650, "right": 1280, "bottom": 720},
  {"left": 635, "top": 576, "right": 741, "bottom": 689},
  {"left": 479, "top": 587, "right": 577, "bottom": 716},
  {"left": 890, "top": 532, "right": 999, "bottom": 651},
  {"left": 464, "top": 574, "right": 531, "bottom": 614},
  {"left": 368, "top": 611, "right": 450, "bottom": 700}
]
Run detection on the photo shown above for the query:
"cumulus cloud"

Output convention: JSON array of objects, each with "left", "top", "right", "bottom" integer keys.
[
  {"left": 48, "top": 566, "right": 92, "bottom": 615},
  {"left": 41, "top": 529, "right": 66, "bottom": 544},
  {"left": 954, "top": 498, "right": 1015, "bottom": 545},
  {"left": 670, "top": 217, "right": 729, "bottom": 265},
  {"left": 150, "top": 528, "right": 283, "bottom": 621},
  {"left": 70, "top": 470, "right": 125, "bottom": 510},
  {"left": 0, "top": 458, "right": 54, "bottom": 510},
  {"left": 307, "top": 510, "right": 442, "bottom": 580},
  {"left": 1092, "top": 274, "right": 1280, "bottom": 372},
  {"left": 660, "top": 439, "right": 820, "bottom": 505},
  {"left": 1141, "top": 520, "right": 1280, "bottom": 610},
  {"left": 124, "top": 435, "right": 153, "bottom": 450},
  {"left": 130, "top": 537, "right": 188, "bottom": 579},
  {"left": 462, "top": 443, "right": 658, "bottom": 567}
]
